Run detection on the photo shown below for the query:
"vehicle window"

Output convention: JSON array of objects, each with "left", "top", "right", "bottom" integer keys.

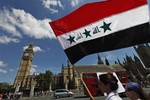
[
  {"left": 56, "top": 90, "right": 62, "bottom": 92},
  {"left": 83, "top": 73, "right": 97, "bottom": 78},
  {"left": 63, "top": 90, "right": 68, "bottom": 92}
]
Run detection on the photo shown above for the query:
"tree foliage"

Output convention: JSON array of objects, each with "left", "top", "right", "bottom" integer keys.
[
  {"left": 0, "top": 82, "right": 11, "bottom": 93},
  {"left": 35, "top": 70, "right": 54, "bottom": 91}
]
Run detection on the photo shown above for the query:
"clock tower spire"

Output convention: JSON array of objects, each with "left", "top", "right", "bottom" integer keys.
[{"left": 13, "top": 43, "right": 34, "bottom": 89}]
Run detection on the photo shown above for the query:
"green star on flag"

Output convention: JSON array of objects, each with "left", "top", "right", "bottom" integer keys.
[
  {"left": 100, "top": 21, "right": 112, "bottom": 33},
  {"left": 67, "top": 35, "right": 75, "bottom": 44},
  {"left": 83, "top": 29, "right": 91, "bottom": 38}
]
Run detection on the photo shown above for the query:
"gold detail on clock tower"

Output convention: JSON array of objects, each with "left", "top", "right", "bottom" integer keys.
[{"left": 13, "top": 44, "right": 34, "bottom": 89}]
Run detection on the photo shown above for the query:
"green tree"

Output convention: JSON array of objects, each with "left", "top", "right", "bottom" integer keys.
[
  {"left": 35, "top": 70, "right": 54, "bottom": 91},
  {"left": 36, "top": 73, "right": 45, "bottom": 91},
  {"left": 0, "top": 82, "right": 11, "bottom": 93},
  {"left": 43, "top": 70, "right": 53, "bottom": 90}
]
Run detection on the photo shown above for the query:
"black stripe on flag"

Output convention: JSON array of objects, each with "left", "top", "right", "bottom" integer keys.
[{"left": 65, "top": 22, "right": 150, "bottom": 64}]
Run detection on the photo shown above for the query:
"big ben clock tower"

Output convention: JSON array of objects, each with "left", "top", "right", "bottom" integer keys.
[{"left": 13, "top": 43, "right": 34, "bottom": 89}]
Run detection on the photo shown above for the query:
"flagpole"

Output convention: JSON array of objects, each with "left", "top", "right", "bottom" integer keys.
[
  {"left": 80, "top": 72, "right": 94, "bottom": 100},
  {"left": 70, "top": 63, "right": 94, "bottom": 100}
]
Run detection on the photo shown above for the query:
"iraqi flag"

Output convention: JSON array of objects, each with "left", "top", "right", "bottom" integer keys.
[{"left": 49, "top": 0, "right": 150, "bottom": 64}]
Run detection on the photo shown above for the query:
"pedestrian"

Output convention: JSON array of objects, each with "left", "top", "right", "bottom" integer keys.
[
  {"left": 99, "top": 73, "right": 122, "bottom": 100},
  {"left": 0, "top": 93, "right": 3, "bottom": 100},
  {"left": 125, "top": 82, "right": 150, "bottom": 100}
]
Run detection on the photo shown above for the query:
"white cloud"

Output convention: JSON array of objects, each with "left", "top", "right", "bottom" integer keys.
[
  {"left": 70, "top": 0, "right": 106, "bottom": 7},
  {"left": 0, "top": 61, "right": 14, "bottom": 74},
  {"left": 23, "top": 45, "right": 44, "bottom": 52},
  {"left": 9, "top": 69, "right": 14, "bottom": 72},
  {"left": 30, "top": 67, "right": 37, "bottom": 75},
  {"left": 0, "top": 61, "right": 7, "bottom": 67},
  {"left": 32, "top": 64, "right": 38, "bottom": 68},
  {"left": 42, "top": 0, "right": 64, "bottom": 13},
  {"left": 0, "top": 61, "right": 11, "bottom": 74},
  {"left": 0, "top": 8, "right": 56, "bottom": 43},
  {"left": 0, "top": 36, "right": 20, "bottom": 44},
  {"left": 33, "top": 46, "right": 44, "bottom": 52},
  {"left": 0, "top": 69, "right": 7, "bottom": 74},
  {"left": 30, "top": 64, "right": 38, "bottom": 75},
  {"left": 71, "top": 0, "right": 81, "bottom": 7}
]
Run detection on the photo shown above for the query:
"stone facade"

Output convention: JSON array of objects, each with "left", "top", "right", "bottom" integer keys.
[
  {"left": 54, "top": 46, "right": 150, "bottom": 89},
  {"left": 134, "top": 44, "right": 150, "bottom": 68},
  {"left": 13, "top": 44, "right": 34, "bottom": 89},
  {"left": 54, "top": 55, "right": 126, "bottom": 90}
]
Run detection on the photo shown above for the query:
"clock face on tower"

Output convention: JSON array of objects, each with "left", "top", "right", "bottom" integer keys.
[{"left": 24, "top": 53, "right": 29, "bottom": 56}]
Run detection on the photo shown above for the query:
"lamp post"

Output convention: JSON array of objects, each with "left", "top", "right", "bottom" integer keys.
[{"left": 49, "top": 82, "right": 52, "bottom": 96}]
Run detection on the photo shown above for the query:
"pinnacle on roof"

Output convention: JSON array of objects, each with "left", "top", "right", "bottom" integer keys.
[{"left": 97, "top": 53, "right": 104, "bottom": 64}]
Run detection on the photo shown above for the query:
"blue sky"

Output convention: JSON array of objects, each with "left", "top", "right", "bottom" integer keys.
[{"left": 0, "top": 0, "right": 150, "bottom": 84}]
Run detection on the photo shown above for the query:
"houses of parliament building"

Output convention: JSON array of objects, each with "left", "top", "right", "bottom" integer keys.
[
  {"left": 54, "top": 44, "right": 150, "bottom": 90},
  {"left": 13, "top": 43, "right": 150, "bottom": 91}
]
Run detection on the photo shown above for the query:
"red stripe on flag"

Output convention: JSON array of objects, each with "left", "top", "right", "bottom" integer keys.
[{"left": 49, "top": 0, "right": 147, "bottom": 36}]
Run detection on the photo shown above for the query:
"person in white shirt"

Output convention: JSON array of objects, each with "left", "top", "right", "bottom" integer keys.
[{"left": 99, "top": 73, "right": 122, "bottom": 100}]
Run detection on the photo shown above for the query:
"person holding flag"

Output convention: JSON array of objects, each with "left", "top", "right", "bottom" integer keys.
[{"left": 98, "top": 73, "right": 122, "bottom": 100}]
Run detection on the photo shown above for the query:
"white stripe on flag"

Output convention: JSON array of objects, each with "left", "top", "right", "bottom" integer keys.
[{"left": 58, "top": 5, "right": 149, "bottom": 49}]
